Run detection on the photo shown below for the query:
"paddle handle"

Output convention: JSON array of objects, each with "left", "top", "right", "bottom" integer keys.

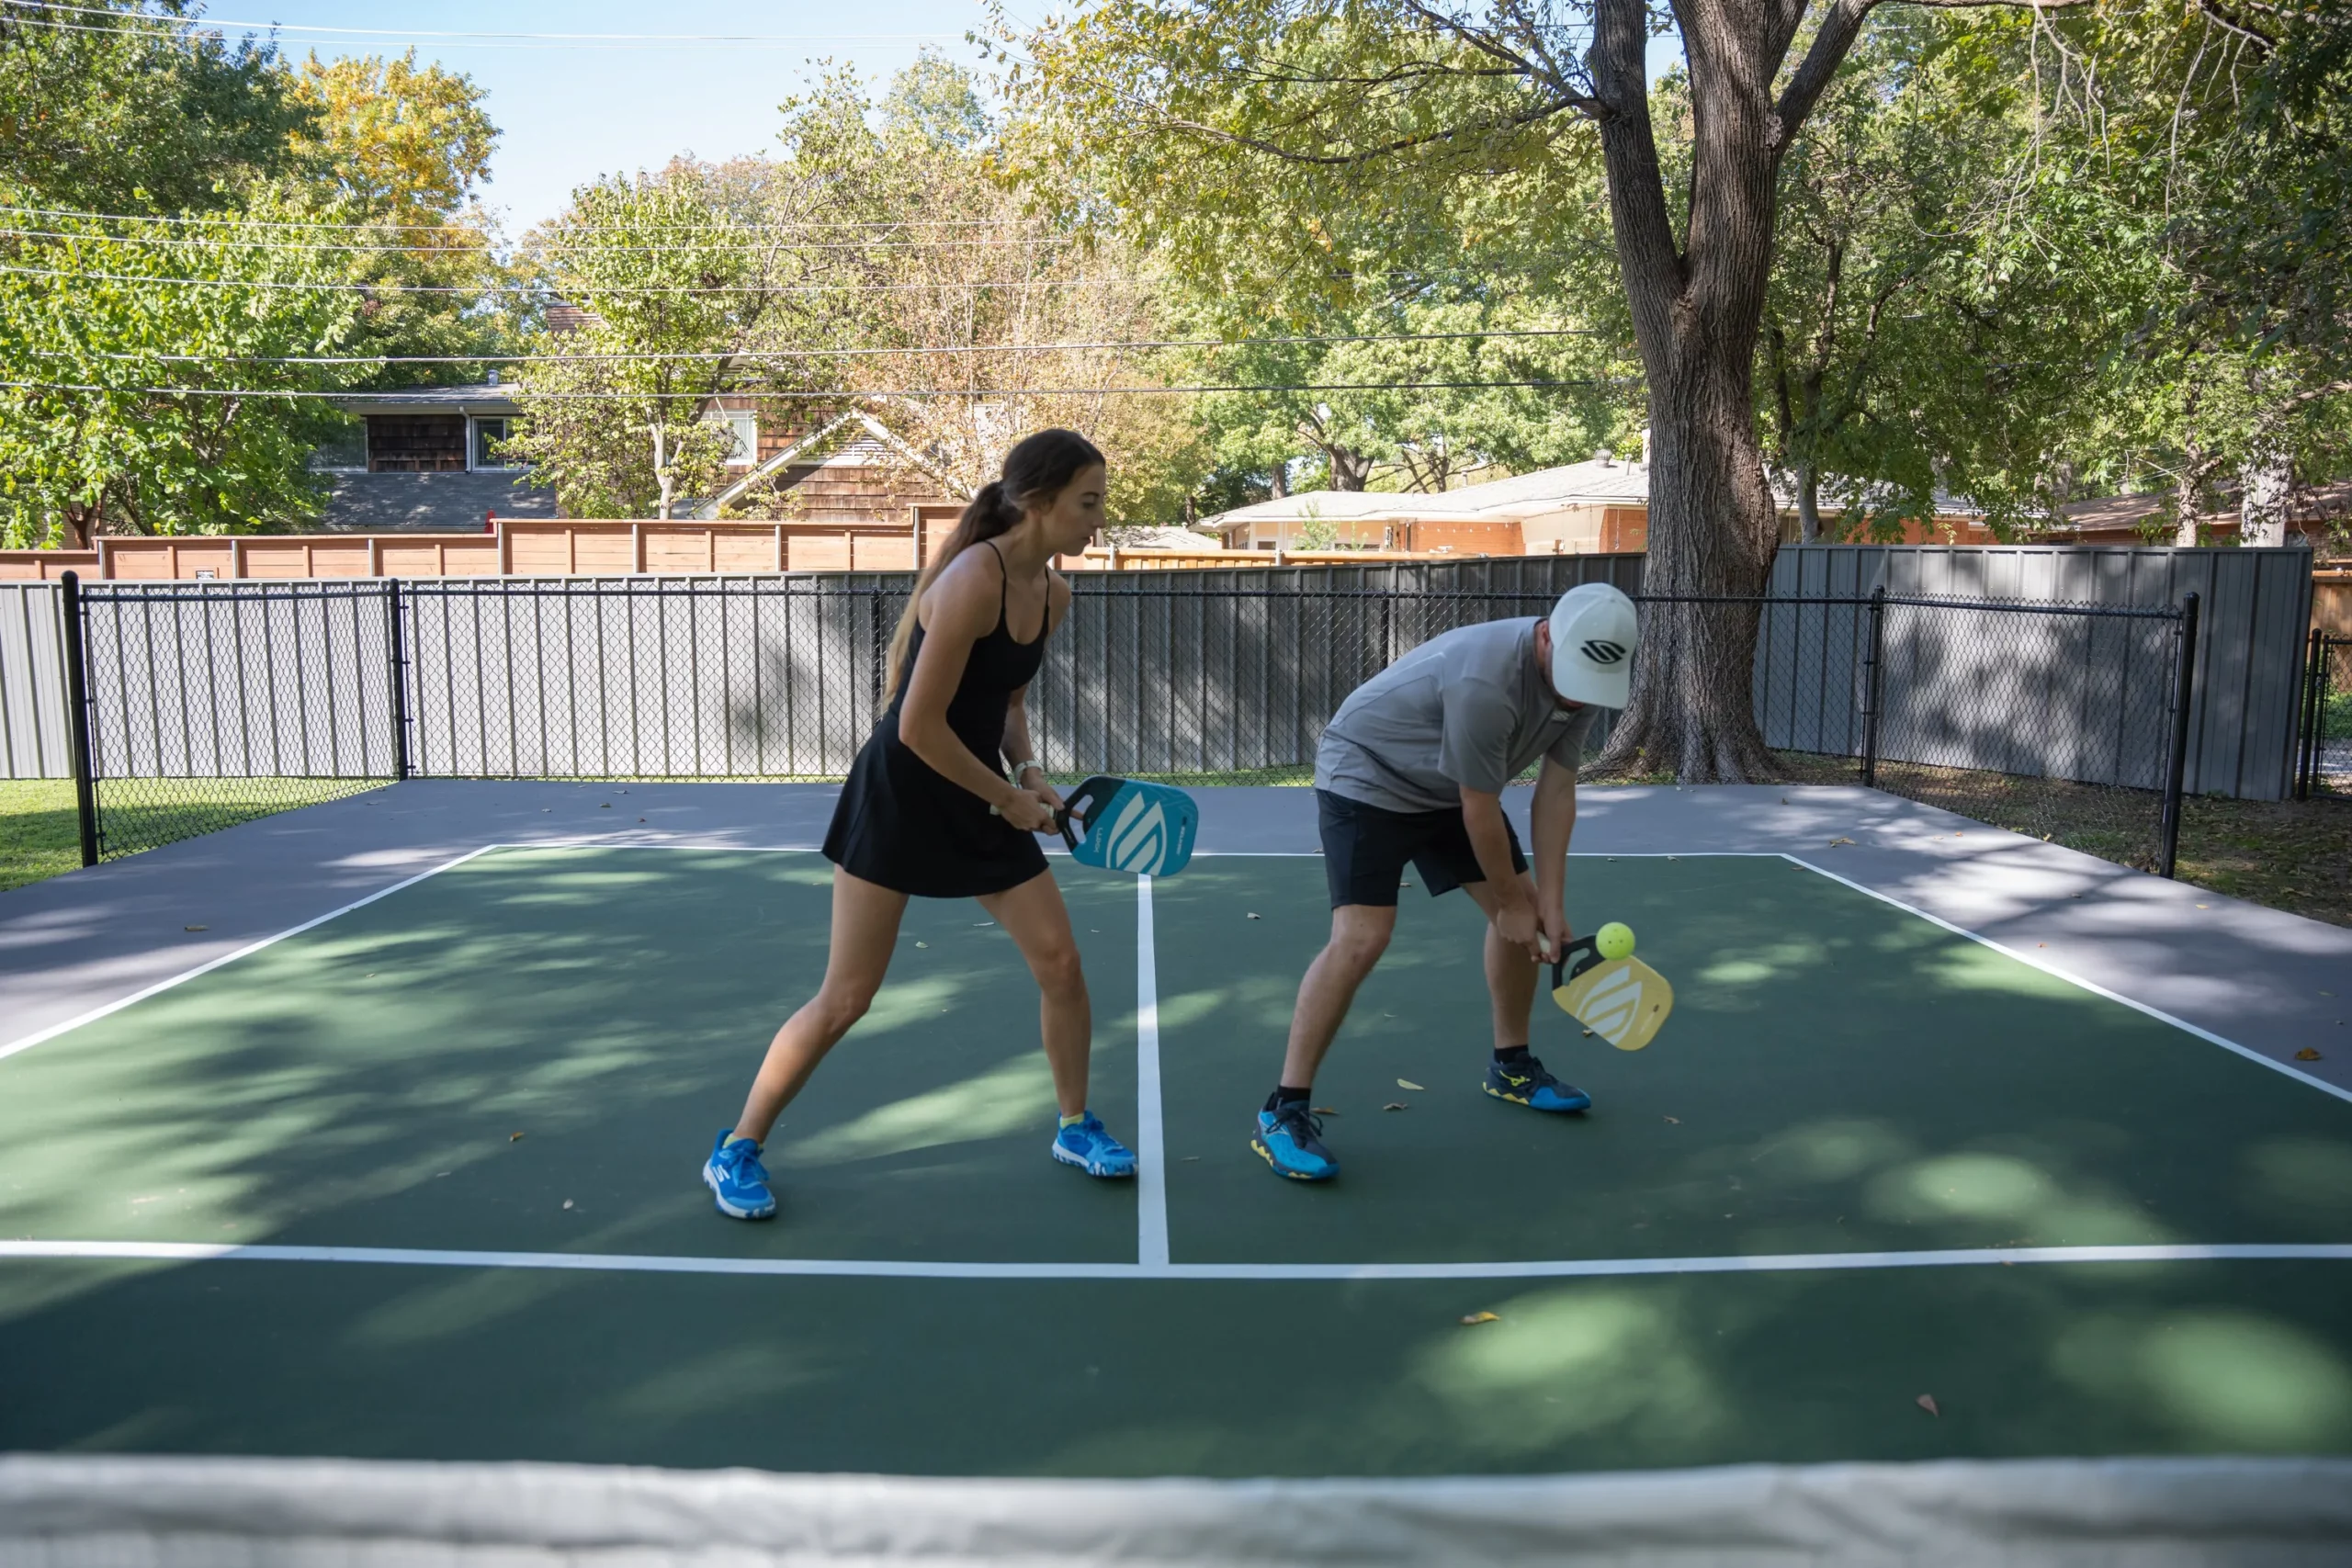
[{"left": 1550, "top": 934, "right": 1601, "bottom": 990}]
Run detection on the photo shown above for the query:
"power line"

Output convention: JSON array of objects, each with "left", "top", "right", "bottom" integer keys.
[
  {"left": 1, "top": 378, "right": 1613, "bottom": 400},
  {"left": 0, "top": 263, "right": 1127, "bottom": 295},
  {"left": 0, "top": 225, "right": 1056, "bottom": 256},
  {"left": 66, "top": 329, "right": 1596, "bottom": 366},
  {"left": 0, "top": 3, "right": 958, "bottom": 49},
  {"left": 0, "top": 203, "right": 1039, "bottom": 234}
]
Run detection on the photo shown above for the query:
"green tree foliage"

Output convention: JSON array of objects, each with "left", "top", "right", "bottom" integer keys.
[
  {"left": 0, "top": 0, "right": 301, "bottom": 213},
  {"left": 287, "top": 50, "right": 516, "bottom": 389},
  {"left": 504, "top": 165, "right": 801, "bottom": 519},
  {"left": 0, "top": 203, "right": 362, "bottom": 547},
  {"left": 0, "top": 8, "right": 514, "bottom": 545}
]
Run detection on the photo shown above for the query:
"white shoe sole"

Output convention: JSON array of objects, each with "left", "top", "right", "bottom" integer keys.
[{"left": 1050, "top": 1140, "right": 1136, "bottom": 1179}]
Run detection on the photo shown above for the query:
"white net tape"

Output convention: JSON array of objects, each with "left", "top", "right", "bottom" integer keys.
[{"left": 5, "top": 1454, "right": 2351, "bottom": 1567}]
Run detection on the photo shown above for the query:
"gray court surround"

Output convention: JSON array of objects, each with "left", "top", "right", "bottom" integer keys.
[
  {"left": 5, "top": 1452, "right": 2352, "bottom": 1566},
  {"left": 4, "top": 782, "right": 2350, "bottom": 1562}
]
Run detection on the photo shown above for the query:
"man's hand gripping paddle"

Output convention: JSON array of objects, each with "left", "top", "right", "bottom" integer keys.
[
  {"left": 1550, "top": 921, "right": 1674, "bottom": 1051},
  {"left": 994, "top": 774, "right": 1198, "bottom": 877}
]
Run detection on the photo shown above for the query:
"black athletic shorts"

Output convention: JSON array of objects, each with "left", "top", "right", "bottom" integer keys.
[{"left": 1317, "top": 788, "right": 1526, "bottom": 908}]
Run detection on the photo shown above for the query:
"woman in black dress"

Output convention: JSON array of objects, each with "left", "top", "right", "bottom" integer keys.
[{"left": 703, "top": 430, "right": 1134, "bottom": 1221}]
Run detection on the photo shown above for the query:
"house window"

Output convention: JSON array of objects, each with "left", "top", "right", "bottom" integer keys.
[
  {"left": 470, "top": 416, "right": 521, "bottom": 470},
  {"left": 707, "top": 408, "right": 759, "bottom": 467}
]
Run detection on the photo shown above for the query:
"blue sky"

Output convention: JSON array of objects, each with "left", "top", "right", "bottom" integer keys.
[
  {"left": 226, "top": 1, "right": 1009, "bottom": 231},
  {"left": 218, "top": 4, "right": 1671, "bottom": 236}
]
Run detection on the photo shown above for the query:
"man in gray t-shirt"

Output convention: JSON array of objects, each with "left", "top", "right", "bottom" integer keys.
[{"left": 1250, "top": 584, "right": 1640, "bottom": 1184}]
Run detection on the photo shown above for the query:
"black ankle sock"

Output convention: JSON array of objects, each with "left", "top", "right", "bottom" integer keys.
[
  {"left": 1493, "top": 1045, "right": 1532, "bottom": 1066},
  {"left": 1265, "top": 1084, "right": 1313, "bottom": 1113}
]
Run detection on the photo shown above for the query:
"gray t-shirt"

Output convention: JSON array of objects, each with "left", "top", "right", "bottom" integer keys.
[{"left": 1316, "top": 618, "right": 1599, "bottom": 813}]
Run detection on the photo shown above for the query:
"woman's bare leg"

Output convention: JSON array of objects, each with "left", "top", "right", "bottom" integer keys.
[
  {"left": 976, "top": 870, "right": 1091, "bottom": 1117},
  {"left": 730, "top": 868, "right": 907, "bottom": 1144}
]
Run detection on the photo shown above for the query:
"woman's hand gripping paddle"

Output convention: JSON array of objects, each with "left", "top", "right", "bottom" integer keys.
[
  {"left": 1550, "top": 922, "right": 1674, "bottom": 1051},
  {"left": 995, "top": 774, "right": 1198, "bottom": 877}
]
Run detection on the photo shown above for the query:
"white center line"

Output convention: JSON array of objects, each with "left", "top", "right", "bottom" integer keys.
[{"left": 1134, "top": 874, "right": 1170, "bottom": 1269}]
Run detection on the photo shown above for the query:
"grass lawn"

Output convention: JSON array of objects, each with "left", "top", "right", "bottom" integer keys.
[{"left": 0, "top": 781, "right": 79, "bottom": 894}]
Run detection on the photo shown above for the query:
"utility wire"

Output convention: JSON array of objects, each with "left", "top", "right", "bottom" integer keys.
[
  {"left": 0, "top": 263, "right": 1125, "bottom": 295},
  {"left": 1, "top": 378, "right": 1613, "bottom": 400},
  {"left": 0, "top": 203, "right": 1039, "bottom": 233},
  {"left": 58, "top": 329, "right": 1596, "bottom": 367},
  {"left": 0, "top": 3, "right": 957, "bottom": 48}
]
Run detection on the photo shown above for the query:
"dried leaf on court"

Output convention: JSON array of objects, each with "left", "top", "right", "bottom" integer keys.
[
  {"left": 1917, "top": 1394, "right": 1940, "bottom": 1417},
  {"left": 600, "top": 803, "right": 610, "bottom": 808},
  {"left": 1396, "top": 1078, "right": 1425, "bottom": 1091},
  {"left": 561, "top": 1200, "right": 573, "bottom": 1210},
  {"left": 1581, "top": 1028, "right": 1595, "bottom": 1037},
  {"left": 1313, "top": 1106, "right": 1340, "bottom": 1116},
  {"left": 1460, "top": 1311, "right": 1500, "bottom": 1325},
  {"left": 1827, "top": 837, "right": 1855, "bottom": 847},
  {"left": 2297, "top": 1048, "right": 2323, "bottom": 1061},
  {"left": 914, "top": 941, "right": 929, "bottom": 948},
  {"left": 1383, "top": 1101, "right": 1408, "bottom": 1111},
  {"left": 1663, "top": 1116, "right": 1680, "bottom": 1124},
  {"left": 509, "top": 1132, "right": 525, "bottom": 1142},
  {"left": 1246, "top": 911, "right": 1261, "bottom": 919}
]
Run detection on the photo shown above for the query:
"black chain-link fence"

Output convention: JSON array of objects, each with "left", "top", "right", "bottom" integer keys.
[
  {"left": 59, "top": 572, "right": 2198, "bottom": 875},
  {"left": 61, "top": 578, "right": 401, "bottom": 863},
  {"left": 2300, "top": 631, "right": 2352, "bottom": 800}
]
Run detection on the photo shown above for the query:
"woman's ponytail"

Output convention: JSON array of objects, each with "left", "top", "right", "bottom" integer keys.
[{"left": 882, "top": 430, "right": 1104, "bottom": 695}]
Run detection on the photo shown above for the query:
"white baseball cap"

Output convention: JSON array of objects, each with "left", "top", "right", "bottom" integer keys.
[{"left": 1546, "top": 583, "right": 1637, "bottom": 707}]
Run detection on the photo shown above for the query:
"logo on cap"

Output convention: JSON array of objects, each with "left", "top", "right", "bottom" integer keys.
[{"left": 1580, "top": 638, "right": 1628, "bottom": 666}]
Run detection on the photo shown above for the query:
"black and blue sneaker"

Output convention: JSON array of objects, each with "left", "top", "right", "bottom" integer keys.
[
  {"left": 1483, "top": 1054, "right": 1591, "bottom": 1113},
  {"left": 1252, "top": 1102, "right": 1339, "bottom": 1181}
]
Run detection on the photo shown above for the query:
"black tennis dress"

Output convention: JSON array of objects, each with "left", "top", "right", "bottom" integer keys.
[{"left": 822, "top": 543, "right": 1052, "bottom": 897}]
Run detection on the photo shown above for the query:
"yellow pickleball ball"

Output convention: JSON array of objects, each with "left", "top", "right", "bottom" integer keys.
[{"left": 1595, "top": 921, "right": 1635, "bottom": 961}]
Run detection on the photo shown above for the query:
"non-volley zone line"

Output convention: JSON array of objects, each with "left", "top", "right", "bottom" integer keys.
[{"left": 6, "top": 1239, "right": 2348, "bottom": 1281}]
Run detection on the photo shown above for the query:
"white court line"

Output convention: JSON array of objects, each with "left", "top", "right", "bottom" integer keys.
[
  {"left": 1783, "top": 855, "right": 2352, "bottom": 1106},
  {"left": 6, "top": 1238, "right": 2348, "bottom": 1281},
  {"left": 0, "top": 843, "right": 505, "bottom": 1066},
  {"left": 1134, "top": 874, "right": 1170, "bottom": 1267}
]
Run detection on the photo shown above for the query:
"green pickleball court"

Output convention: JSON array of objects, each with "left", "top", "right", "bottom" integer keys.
[{"left": 2, "top": 846, "right": 2348, "bottom": 1474}]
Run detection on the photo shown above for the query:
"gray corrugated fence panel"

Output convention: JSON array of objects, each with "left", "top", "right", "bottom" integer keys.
[
  {"left": 0, "top": 582, "right": 70, "bottom": 779},
  {"left": 76, "top": 583, "right": 395, "bottom": 780},
  {"left": 1772, "top": 546, "right": 2313, "bottom": 799}
]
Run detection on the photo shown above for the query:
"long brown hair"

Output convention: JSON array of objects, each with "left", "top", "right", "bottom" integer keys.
[{"left": 883, "top": 428, "right": 1105, "bottom": 693}]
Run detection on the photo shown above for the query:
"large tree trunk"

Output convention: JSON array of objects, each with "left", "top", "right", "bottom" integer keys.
[
  {"left": 2239, "top": 441, "right": 2293, "bottom": 547},
  {"left": 1587, "top": 0, "right": 1786, "bottom": 782}
]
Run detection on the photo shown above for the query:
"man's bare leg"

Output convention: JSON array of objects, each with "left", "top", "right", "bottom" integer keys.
[
  {"left": 1464, "top": 872, "right": 1542, "bottom": 1049},
  {"left": 1278, "top": 903, "right": 1398, "bottom": 1089}
]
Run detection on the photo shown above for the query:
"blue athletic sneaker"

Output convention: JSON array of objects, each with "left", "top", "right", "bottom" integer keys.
[
  {"left": 1484, "top": 1055, "right": 1591, "bottom": 1112},
  {"left": 703, "top": 1132, "right": 776, "bottom": 1220},
  {"left": 1252, "top": 1103, "right": 1339, "bottom": 1181},
  {"left": 1051, "top": 1112, "right": 1136, "bottom": 1178}
]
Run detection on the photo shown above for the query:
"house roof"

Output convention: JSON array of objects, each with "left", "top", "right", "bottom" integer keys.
[
  {"left": 337, "top": 381, "right": 521, "bottom": 417},
  {"left": 313, "top": 470, "right": 558, "bottom": 534},
  {"left": 1204, "top": 457, "right": 1655, "bottom": 531},
  {"left": 2057, "top": 480, "right": 2352, "bottom": 532},
  {"left": 1207, "top": 457, "right": 1990, "bottom": 532}
]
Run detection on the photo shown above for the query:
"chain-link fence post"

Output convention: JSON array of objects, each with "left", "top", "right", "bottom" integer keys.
[
  {"left": 385, "top": 579, "right": 412, "bottom": 782},
  {"left": 2159, "top": 591, "right": 2200, "bottom": 879},
  {"left": 58, "top": 570, "right": 100, "bottom": 868},
  {"left": 2299, "top": 626, "right": 2325, "bottom": 802},
  {"left": 1860, "top": 584, "right": 1887, "bottom": 789}
]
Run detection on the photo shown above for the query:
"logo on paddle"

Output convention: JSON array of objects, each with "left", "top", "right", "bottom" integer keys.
[{"left": 1580, "top": 638, "right": 1628, "bottom": 666}]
